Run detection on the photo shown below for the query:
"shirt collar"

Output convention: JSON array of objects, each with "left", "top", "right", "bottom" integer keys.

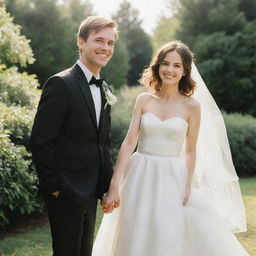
[{"left": 76, "top": 59, "right": 100, "bottom": 83}]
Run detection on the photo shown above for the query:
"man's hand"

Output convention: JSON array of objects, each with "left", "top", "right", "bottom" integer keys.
[
  {"left": 101, "top": 190, "right": 120, "bottom": 214},
  {"left": 101, "top": 194, "right": 114, "bottom": 213},
  {"left": 52, "top": 191, "right": 60, "bottom": 198}
]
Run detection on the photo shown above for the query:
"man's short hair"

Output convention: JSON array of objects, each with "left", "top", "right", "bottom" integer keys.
[{"left": 77, "top": 16, "right": 118, "bottom": 41}]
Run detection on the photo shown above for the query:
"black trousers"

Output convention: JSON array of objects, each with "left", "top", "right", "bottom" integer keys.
[{"left": 45, "top": 194, "right": 97, "bottom": 256}]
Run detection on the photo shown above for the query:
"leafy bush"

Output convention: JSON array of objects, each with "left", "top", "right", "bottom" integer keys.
[
  {"left": 0, "top": 65, "right": 39, "bottom": 109},
  {"left": 0, "top": 127, "right": 42, "bottom": 228},
  {"left": 224, "top": 113, "right": 256, "bottom": 176},
  {"left": 0, "top": 5, "right": 41, "bottom": 229},
  {"left": 0, "top": 102, "right": 34, "bottom": 148},
  {"left": 0, "top": 5, "right": 34, "bottom": 67}
]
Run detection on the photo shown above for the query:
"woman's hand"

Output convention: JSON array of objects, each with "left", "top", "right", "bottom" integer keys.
[
  {"left": 183, "top": 187, "right": 191, "bottom": 206},
  {"left": 101, "top": 187, "right": 120, "bottom": 214}
]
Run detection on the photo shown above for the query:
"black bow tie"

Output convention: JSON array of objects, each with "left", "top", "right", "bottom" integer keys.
[{"left": 89, "top": 76, "right": 104, "bottom": 87}]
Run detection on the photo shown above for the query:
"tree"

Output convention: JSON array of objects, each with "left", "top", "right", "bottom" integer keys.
[
  {"left": 0, "top": 3, "right": 38, "bottom": 109},
  {"left": 0, "top": 3, "right": 34, "bottom": 67},
  {"left": 113, "top": 0, "right": 141, "bottom": 35},
  {"left": 5, "top": 0, "right": 93, "bottom": 85},
  {"left": 152, "top": 16, "right": 180, "bottom": 51},
  {"left": 101, "top": 34, "right": 129, "bottom": 89},
  {"left": 63, "top": 0, "right": 93, "bottom": 24},
  {"left": 113, "top": 1, "right": 153, "bottom": 85},
  {"left": 175, "top": 0, "right": 246, "bottom": 47},
  {"left": 170, "top": 0, "right": 256, "bottom": 116},
  {"left": 194, "top": 22, "right": 256, "bottom": 115},
  {"left": 238, "top": 0, "right": 256, "bottom": 21}
]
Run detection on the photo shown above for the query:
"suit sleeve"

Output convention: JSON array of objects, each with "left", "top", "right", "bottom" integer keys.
[
  {"left": 30, "top": 76, "right": 69, "bottom": 195},
  {"left": 102, "top": 110, "right": 114, "bottom": 196}
]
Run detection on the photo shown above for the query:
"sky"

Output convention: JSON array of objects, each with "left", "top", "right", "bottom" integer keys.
[{"left": 91, "top": 0, "right": 171, "bottom": 34}]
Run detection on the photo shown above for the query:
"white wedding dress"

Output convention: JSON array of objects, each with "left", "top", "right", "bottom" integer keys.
[{"left": 92, "top": 112, "right": 249, "bottom": 256}]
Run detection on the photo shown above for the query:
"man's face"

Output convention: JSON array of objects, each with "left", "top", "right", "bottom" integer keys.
[{"left": 78, "top": 27, "right": 116, "bottom": 74}]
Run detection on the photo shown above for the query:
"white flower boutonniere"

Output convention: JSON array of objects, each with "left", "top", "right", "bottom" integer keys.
[{"left": 102, "top": 81, "right": 118, "bottom": 108}]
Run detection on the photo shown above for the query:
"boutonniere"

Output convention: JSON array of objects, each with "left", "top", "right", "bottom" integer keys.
[{"left": 102, "top": 81, "right": 118, "bottom": 108}]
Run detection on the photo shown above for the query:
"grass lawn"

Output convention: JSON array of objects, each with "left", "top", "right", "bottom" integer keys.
[
  {"left": 0, "top": 178, "right": 255, "bottom": 256},
  {"left": 236, "top": 178, "right": 256, "bottom": 256}
]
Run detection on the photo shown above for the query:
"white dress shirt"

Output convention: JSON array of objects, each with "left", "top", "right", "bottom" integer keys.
[{"left": 76, "top": 60, "right": 102, "bottom": 128}]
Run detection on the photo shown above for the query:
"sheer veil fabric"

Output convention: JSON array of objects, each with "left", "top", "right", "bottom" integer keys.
[{"left": 189, "top": 63, "right": 247, "bottom": 232}]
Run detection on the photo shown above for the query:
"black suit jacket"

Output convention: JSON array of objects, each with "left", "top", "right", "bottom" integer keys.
[{"left": 31, "top": 64, "right": 114, "bottom": 205}]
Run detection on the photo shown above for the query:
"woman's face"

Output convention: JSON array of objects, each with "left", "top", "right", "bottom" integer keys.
[{"left": 158, "top": 50, "right": 185, "bottom": 87}]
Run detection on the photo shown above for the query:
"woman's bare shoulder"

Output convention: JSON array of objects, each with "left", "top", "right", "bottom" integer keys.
[
  {"left": 134, "top": 92, "right": 157, "bottom": 114},
  {"left": 136, "top": 92, "right": 158, "bottom": 104},
  {"left": 184, "top": 96, "right": 200, "bottom": 109}
]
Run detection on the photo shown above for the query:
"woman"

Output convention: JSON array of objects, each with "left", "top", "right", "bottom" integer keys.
[{"left": 92, "top": 41, "right": 249, "bottom": 256}]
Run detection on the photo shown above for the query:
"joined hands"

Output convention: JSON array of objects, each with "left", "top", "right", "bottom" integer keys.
[{"left": 101, "top": 190, "right": 120, "bottom": 214}]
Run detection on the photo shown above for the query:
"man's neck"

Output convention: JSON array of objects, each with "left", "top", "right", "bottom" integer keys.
[{"left": 79, "top": 58, "right": 100, "bottom": 77}]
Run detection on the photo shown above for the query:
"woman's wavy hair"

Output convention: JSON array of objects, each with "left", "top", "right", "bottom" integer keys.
[{"left": 139, "top": 41, "right": 196, "bottom": 96}]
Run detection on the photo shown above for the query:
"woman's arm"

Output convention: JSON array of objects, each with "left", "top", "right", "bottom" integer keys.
[
  {"left": 102, "top": 93, "right": 149, "bottom": 212},
  {"left": 183, "top": 99, "right": 201, "bottom": 205}
]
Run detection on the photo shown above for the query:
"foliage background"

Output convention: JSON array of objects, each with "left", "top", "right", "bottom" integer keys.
[
  {"left": 164, "top": 0, "right": 256, "bottom": 116},
  {"left": 0, "top": 5, "right": 41, "bottom": 227}
]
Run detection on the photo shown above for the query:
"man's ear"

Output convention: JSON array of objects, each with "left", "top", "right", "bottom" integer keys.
[{"left": 77, "top": 37, "right": 85, "bottom": 49}]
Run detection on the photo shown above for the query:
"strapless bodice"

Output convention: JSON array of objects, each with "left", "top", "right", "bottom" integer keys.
[{"left": 137, "top": 112, "right": 188, "bottom": 157}]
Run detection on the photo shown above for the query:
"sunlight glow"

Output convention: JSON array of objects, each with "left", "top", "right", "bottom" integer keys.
[{"left": 91, "top": 0, "right": 171, "bottom": 34}]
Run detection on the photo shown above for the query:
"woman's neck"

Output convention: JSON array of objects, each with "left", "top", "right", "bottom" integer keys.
[{"left": 158, "top": 83, "right": 183, "bottom": 100}]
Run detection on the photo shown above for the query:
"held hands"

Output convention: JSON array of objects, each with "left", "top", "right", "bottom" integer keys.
[{"left": 101, "top": 189, "right": 120, "bottom": 214}]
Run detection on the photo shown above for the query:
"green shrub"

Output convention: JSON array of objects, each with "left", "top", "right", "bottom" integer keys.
[
  {"left": 0, "top": 102, "right": 34, "bottom": 148},
  {"left": 0, "top": 65, "right": 39, "bottom": 109},
  {"left": 0, "top": 5, "right": 41, "bottom": 229},
  {"left": 0, "top": 5, "right": 34, "bottom": 67},
  {"left": 0, "top": 127, "right": 41, "bottom": 228},
  {"left": 224, "top": 113, "right": 256, "bottom": 176}
]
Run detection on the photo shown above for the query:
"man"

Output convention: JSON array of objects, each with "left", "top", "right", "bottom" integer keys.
[{"left": 31, "top": 16, "right": 118, "bottom": 256}]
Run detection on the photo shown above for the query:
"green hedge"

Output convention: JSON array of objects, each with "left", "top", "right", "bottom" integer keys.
[
  {"left": 0, "top": 64, "right": 40, "bottom": 228},
  {"left": 0, "top": 102, "right": 34, "bottom": 148},
  {"left": 224, "top": 113, "right": 256, "bottom": 176},
  {"left": 0, "top": 127, "right": 42, "bottom": 228},
  {"left": 0, "top": 66, "right": 39, "bottom": 109},
  {"left": 0, "top": 6, "right": 41, "bottom": 229},
  {"left": 0, "top": 103, "right": 39, "bottom": 229}
]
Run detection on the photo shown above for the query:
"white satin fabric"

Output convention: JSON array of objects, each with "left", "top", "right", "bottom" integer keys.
[{"left": 92, "top": 114, "right": 249, "bottom": 256}]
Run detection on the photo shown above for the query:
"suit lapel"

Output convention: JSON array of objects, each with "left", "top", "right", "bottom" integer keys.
[
  {"left": 98, "top": 86, "right": 107, "bottom": 134},
  {"left": 73, "top": 64, "right": 98, "bottom": 130}
]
